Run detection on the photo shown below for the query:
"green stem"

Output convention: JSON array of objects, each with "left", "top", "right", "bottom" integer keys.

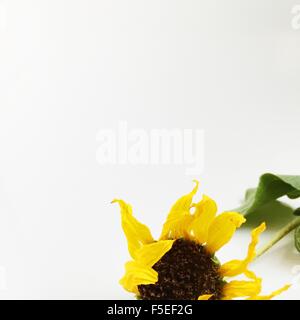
[{"left": 256, "top": 217, "right": 300, "bottom": 259}]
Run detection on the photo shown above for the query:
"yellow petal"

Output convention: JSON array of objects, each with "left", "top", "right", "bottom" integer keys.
[
  {"left": 161, "top": 215, "right": 194, "bottom": 241},
  {"left": 222, "top": 278, "right": 262, "bottom": 299},
  {"left": 198, "top": 294, "right": 213, "bottom": 300},
  {"left": 136, "top": 240, "right": 175, "bottom": 267},
  {"left": 113, "top": 199, "right": 154, "bottom": 259},
  {"left": 244, "top": 269, "right": 259, "bottom": 281},
  {"left": 219, "top": 223, "right": 266, "bottom": 277},
  {"left": 248, "top": 284, "right": 291, "bottom": 300},
  {"left": 160, "top": 181, "right": 199, "bottom": 240},
  {"left": 206, "top": 212, "right": 246, "bottom": 254},
  {"left": 188, "top": 195, "right": 217, "bottom": 244},
  {"left": 119, "top": 261, "right": 158, "bottom": 294}
]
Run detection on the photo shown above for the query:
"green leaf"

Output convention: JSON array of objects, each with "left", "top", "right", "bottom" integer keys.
[
  {"left": 235, "top": 173, "right": 300, "bottom": 216},
  {"left": 242, "top": 200, "right": 294, "bottom": 230},
  {"left": 295, "top": 226, "right": 300, "bottom": 253},
  {"left": 294, "top": 208, "right": 300, "bottom": 216}
]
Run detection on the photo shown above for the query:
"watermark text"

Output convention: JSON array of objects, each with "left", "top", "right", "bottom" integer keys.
[{"left": 96, "top": 121, "right": 204, "bottom": 175}]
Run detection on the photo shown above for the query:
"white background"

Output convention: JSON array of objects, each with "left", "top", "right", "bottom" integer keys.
[{"left": 1, "top": 0, "right": 300, "bottom": 299}]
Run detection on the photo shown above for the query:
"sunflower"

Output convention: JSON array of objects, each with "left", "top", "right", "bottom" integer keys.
[{"left": 113, "top": 181, "right": 290, "bottom": 300}]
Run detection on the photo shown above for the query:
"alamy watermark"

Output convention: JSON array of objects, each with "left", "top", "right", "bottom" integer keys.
[
  {"left": 96, "top": 121, "right": 204, "bottom": 175},
  {"left": 291, "top": 5, "right": 300, "bottom": 29}
]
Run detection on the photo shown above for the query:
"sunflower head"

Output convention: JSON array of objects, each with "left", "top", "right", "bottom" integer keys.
[
  {"left": 113, "top": 181, "right": 290, "bottom": 300},
  {"left": 138, "top": 238, "right": 225, "bottom": 300}
]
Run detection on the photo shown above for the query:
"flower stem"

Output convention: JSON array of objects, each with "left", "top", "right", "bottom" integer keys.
[{"left": 256, "top": 217, "right": 300, "bottom": 259}]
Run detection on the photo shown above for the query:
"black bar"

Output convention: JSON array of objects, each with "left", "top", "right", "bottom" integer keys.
[{"left": 0, "top": 300, "right": 298, "bottom": 318}]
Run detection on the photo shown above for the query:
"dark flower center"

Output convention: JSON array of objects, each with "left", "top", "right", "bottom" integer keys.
[{"left": 138, "top": 238, "right": 224, "bottom": 300}]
